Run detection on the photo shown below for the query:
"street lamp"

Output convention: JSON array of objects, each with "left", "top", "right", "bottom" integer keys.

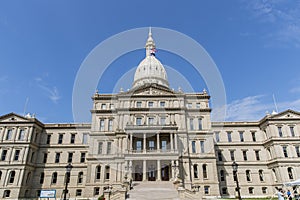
[
  {"left": 63, "top": 163, "right": 73, "bottom": 200},
  {"left": 232, "top": 161, "right": 242, "bottom": 200}
]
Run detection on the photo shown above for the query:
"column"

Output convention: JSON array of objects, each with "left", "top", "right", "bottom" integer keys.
[
  {"left": 157, "top": 160, "right": 161, "bottom": 181},
  {"left": 143, "top": 160, "right": 147, "bottom": 181},
  {"left": 143, "top": 133, "right": 146, "bottom": 153},
  {"left": 170, "top": 133, "right": 174, "bottom": 151},
  {"left": 14, "top": 127, "right": 19, "bottom": 142},
  {"left": 171, "top": 160, "right": 175, "bottom": 180},
  {"left": 0, "top": 127, "right": 5, "bottom": 142},
  {"left": 119, "top": 137, "right": 123, "bottom": 155},
  {"left": 130, "top": 134, "right": 133, "bottom": 151},
  {"left": 157, "top": 133, "right": 160, "bottom": 151},
  {"left": 174, "top": 134, "right": 178, "bottom": 150},
  {"left": 129, "top": 160, "right": 133, "bottom": 179}
]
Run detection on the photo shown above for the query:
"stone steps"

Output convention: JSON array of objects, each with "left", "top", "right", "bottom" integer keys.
[{"left": 127, "top": 181, "right": 180, "bottom": 200}]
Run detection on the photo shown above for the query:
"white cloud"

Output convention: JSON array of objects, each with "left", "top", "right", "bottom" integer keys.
[
  {"left": 35, "top": 78, "right": 61, "bottom": 104},
  {"left": 220, "top": 94, "right": 300, "bottom": 121},
  {"left": 243, "top": 0, "right": 300, "bottom": 47}
]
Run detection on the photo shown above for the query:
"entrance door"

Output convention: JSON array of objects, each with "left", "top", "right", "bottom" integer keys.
[
  {"left": 148, "top": 165, "right": 156, "bottom": 181},
  {"left": 134, "top": 165, "right": 142, "bottom": 181},
  {"left": 161, "top": 165, "right": 170, "bottom": 181}
]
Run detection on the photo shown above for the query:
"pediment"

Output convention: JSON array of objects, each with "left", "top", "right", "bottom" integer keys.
[
  {"left": 270, "top": 110, "right": 300, "bottom": 119},
  {"left": 124, "top": 84, "right": 178, "bottom": 96},
  {"left": 0, "top": 113, "right": 31, "bottom": 123}
]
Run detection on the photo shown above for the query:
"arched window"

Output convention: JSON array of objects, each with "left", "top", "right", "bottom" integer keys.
[
  {"left": 0, "top": 170, "right": 2, "bottom": 180},
  {"left": 220, "top": 170, "right": 225, "bottom": 181},
  {"left": 105, "top": 166, "right": 110, "bottom": 180},
  {"left": 193, "top": 164, "right": 198, "bottom": 178},
  {"left": 51, "top": 172, "right": 57, "bottom": 184},
  {"left": 8, "top": 171, "right": 15, "bottom": 184},
  {"left": 288, "top": 167, "right": 294, "bottom": 180},
  {"left": 259, "top": 170, "right": 264, "bottom": 181},
  {"left": 78, "top": 172, "right": 83, "bottom": 184},
  {"left": 96, "top": 166, "right": 101, "bottom": 180},
  {"left": 202, "top": 164, "right": 207, "bottom": 179},
  {"left": 246, "top": 170, "right": 251, "bottom": 181}
]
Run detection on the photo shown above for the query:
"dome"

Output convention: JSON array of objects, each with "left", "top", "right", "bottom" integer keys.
[{"left": 132, "top": 28, "right": 169, "bottom": 89}]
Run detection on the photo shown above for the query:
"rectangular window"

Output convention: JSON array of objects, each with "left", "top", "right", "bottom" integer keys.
[
  {"left": 136, "top": 117, "right": 142, "bottom": 125},
  {"left": 136, "top": 101, "right": 142, "bottom": 108},
  {"left": 222, "top": 187, "right": 227, "bottom": 195},
  {"left": 283, "top": 146, "right": 288, "bottom": 157},
  {"left": 227, "top": 132, "right": 232, "bottom": 142},
  {"left": 243, "top": 150, "right": 248, "bottom": 161},
  {"left": 149, "top": 141, "right": 155, "bottom": 150},
  {"left": 18, "top": 129, "right": 25, "bottom": 140},
  {"left": 6, "top": 129, "right": 12, "bottom": 140},
  {"left": 148, "top": 101, "right": 153, "bottom": 107},
  {"left": 290, "top": 127, "right": 295, "bottom": 137},
  {"left": 148, "top": 117, "right": 154, "bottom": 125},
  {"left": 94, "top": 187, "right": 100, "bottom": 195},
  {"left": 198, "top": 118, "right": 202, "bottom": 130},
  {"left": 278, "top": 127, "right": 283, "bottom": 137},
  {"left": 80, "top": 152, "right": 86, "bottom": 163},
  {"left": 31, "top": 152, "right": 35, "bottom": 163},
  {"left": 136, "top": 141, "right": 142, "bottom": 151},
  {"left": 230, "top": 150, "right": 235, "bottom": 161},
  {"left": 70, "top": 134, "right": 75, "bottom": 144},
  {"left": 160, "top": 117, "right": 166, "bottom": 125},
  {"left": 204, "top": 186, "right": 210, "bottom": 194},
  {"left": 43, "top": 153, "right": 48, "bottom": 163},
  {"left": 251, "top": 131, "right": 256, "bottom": 142},
  {"left": 1, "top": 149, "right": 7, "bottom": 161},
  {"left": 76, "top": 189, "right": 82, "bottom": 196},
  {"left": 40, "top": 173, "right": 44, "bottom": 184},
  {"left": 14, "top": 150, "right": 20, "bottom": 161},
  {"left": 255, "top": 150, "right": 260, "bottom": 160},
  {"left": 107, "top": 142, "right": 112, "bottom": 154},
  {"left": 100, "top": 119, "right": 105, "bottom": 131},
  {"left": 218, "top": 151, "right": 222, "bottom": 161},
  {"left": 58, "top": 134, "right": 63, "bottom": 144},
  {"left": 192, "top": 141, "right": 196, "bottom": 153},
  {"left": 200, "top": 141, "right": 205, "bottom": 153},
  {"left": 239, "top": 131, "right": 244, "bottom": 142},
  {"left": 101, "top": 104, "right": 106, "bottom": 109},
  {"left": 190, "top": 118, "right": 194, "bottom": 130},
  {"left": 160, "top": 101, "right": 165, "bottom": 107},
  {"left": 82, "top": 133, "right": 88, "bottom": 144},
  {"left": 262, "top": 187, "right": 267, "bottom": 194},
  {"left": 109, "top": 103, "right": 114, "bottom": 109},
  {"left": 187, "top": 103, "right": 192, "bottom": 108},
  {"left": 296, "top": 146, "right": 300, "bottom": 157},
  {"left": 215, "top": 132, "right": 220, "bottom": 142},
  {"left": 46, "top": 134, "right": 51, "bottom": 144},
  {"left": 98, "top": 142, "right": 103, "bottom": 154},
  {"left": 68, "top": 152, "right": 73, "bottom": 163},
  {"left": 108, "top": 119, "right": 113, "bottom": 131},
  {"left": 55, "top": 153, "right": 60, "bottom": 163},
  {"left": 196, "top": 103, "right": 201, "bottom": 109},
  {"left": 161, "top": 140, "right": 167, "bottom": 151}
]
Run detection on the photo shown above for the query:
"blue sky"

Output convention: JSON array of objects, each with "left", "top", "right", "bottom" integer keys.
[{"left": 0, "top": 0, "right": 300, "bottom": 122}]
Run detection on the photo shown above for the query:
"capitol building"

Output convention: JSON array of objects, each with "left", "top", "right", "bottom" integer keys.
[{"left": 0, "top": 31, "right": 300, "bottom": 200}]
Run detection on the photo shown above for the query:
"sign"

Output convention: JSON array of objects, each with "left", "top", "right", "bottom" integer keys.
[{"left": 40, "top": 190, "right": 56, "bottom": 198}]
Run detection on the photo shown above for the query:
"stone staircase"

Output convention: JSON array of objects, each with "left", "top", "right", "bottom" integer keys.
[{"left": 126, "top": 181, "right": 180, "bottom": 200}]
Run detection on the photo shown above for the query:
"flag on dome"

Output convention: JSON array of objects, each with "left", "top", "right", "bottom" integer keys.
[{"left": 150, "top": 48, "right": 157, "bottom": 56}]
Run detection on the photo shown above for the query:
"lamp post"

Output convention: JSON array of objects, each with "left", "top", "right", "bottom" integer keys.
[
  {"left": 232, "top": 161, "right": 242, "bottom": 200},
  {"left": 63, "top": 163, "right": 73, "bottom": 200}
]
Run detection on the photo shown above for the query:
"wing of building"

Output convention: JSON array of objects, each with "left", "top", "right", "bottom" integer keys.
[{"left": 1, "top": 31, "right": 300, "bottom": 200}]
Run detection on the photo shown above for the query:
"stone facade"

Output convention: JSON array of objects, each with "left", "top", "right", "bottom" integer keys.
[{"left": 0, "top": 31, "right": 300, "bottom": 199}]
